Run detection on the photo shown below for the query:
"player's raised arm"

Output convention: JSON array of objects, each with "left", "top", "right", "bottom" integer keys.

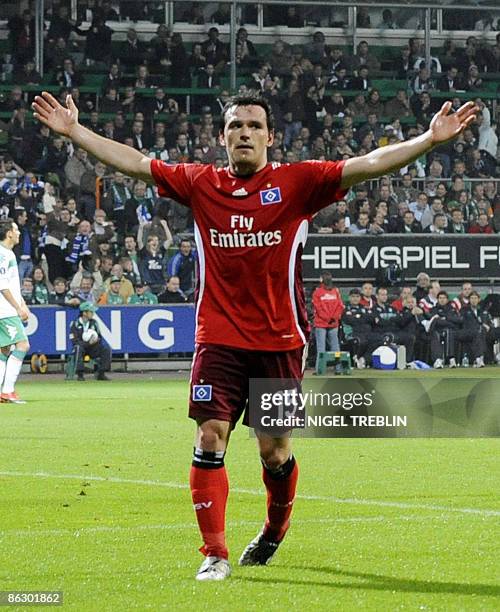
[
  {"left": 340, "top": 101, "right": 479, "bottom": 190},
  {"left": 32, "top": 92, "right": 152, "bottom": 182}
]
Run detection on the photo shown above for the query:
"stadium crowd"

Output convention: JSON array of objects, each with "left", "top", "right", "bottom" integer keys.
[{"left": 0, "top": 2, "right": 499, "bottom": 313}]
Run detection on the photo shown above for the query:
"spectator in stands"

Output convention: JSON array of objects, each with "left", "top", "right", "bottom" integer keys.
[
  {"left": 65, "top": 147, "right": 93, "bottom": 194},
  {"left": 477, "top": 101, "right": 498, "bottom": 163},
  {"left": 394, "top": 46, "right": 412, "bottom": 79},
  {"left": 8, "top": 9, "right": 36, "bottom": 65},
  {"left": 78, "top": 16, "right": 113, "bottom": 66},
  {"left": 465, "top": 65, "right": 482, "bottom": 92},
  {"left": 104, "top": 172, "right": 131, "bottom": 238},
  {"left": 379, "top": 9, "right": 397, "bottom": 29},
  {"left": 98, "top": 275, "right": 125, "bottom": 305},
  {"left": 121, "top": 28, "right": 145, "bottom": 72},
  {"left": 102, "top": 263, "right": 134, "bottom": 303},
  {"left": 236, "top": 28, "right": 258, "bottom": 67},
  {"left": 304, "top": 31, "right": 330, "bottom": 66},
  {"left": 350, "top": 211, "right": 370, "bottom": 234},
  {"left": 134, "top": 65, "right": 153, "bottom": 90},
  {"left": 268, "top": 40, "right": 293, "bottom": 78},
  {"left": 158, "top": 275, "right": 188, "bottom": 304},
  {"left": 167, "top": 240, "right": 197, "bottom": 296},
  {"left": 352, "top": 41, "right": 380, "bottom": 73},
  {"left": 130, "top": 120, "right": 151, "bottom": 151},
  {"left": 54, "top": 58, "right": 83, "bottom": 89},
  {"left": 31, "top": 265, "right": 51, "bottom": 304},
  {"left": 468, "top": 212, "right": 493, "bottom": 234},
  {"left": 411, "top": 68, "right": 434, "bottom": 96},
  {"left": 119, "top": 255, "right": 140, "bottom": 287},
  {"left": 396, "top": 173, "right": 419, "bottom": 204},
  {"left": 350, "top": 66, "right": 371, "bottom": 92},
  {"left": 347, "top": 94, "right": 368, "bottom": 118},
  {"left": 14, "top": 209, "right": 35, "bottom": 280},
  {"left": 425, "top": 213, "right": 448, "bottom": 234},
  {"left": 20, "top": 276, "right": 33, "bottom": 304},
  {"left": 447, "top": 208, "right": 467, "bottom": 234},
  {"left": 284, "top": 7, "right": 304, "bottom": 28},
  {"left": 139, "top": 234, "right": 166, "bottom": 294},
  {"left": 356, "top": 8, "right": 371, "bottom": 28},
  {"left": 189, "top": 43, "right": 208, "bottom": 77},
  {"left": 49, "top": 277, "right": 69, "bottom": 305},
  {"left": 66, "top": 220, "right": 93, "bottom": 271},
  {"left": 128, "top": 281, "right": 158, "bottom": 305},
  {"left": 437, "top": 66, "right": 463, "bottom": 93},
  {"left": 421, "top": 196, "right": 445, "bottom": 230},
  {"left": 393, "top": 210, "right": 422, "bottom": 234},
  {"left": 15, "top": 59, "right": 41, "bottom": 86},
  {"left": 102, "top": 63, "right": 122, "bottom": 93},
  {"left": 182, "top": 2, "right": 205, "bottom": 24},
  {"left": 201, "top": 27, "right": 227, "bottom": 73},
  {"left": 383, "top": 89, "right": 411, "bottom": 119},
  {"left": 65, "top": 274, "right": 97, "bottom": 307}
]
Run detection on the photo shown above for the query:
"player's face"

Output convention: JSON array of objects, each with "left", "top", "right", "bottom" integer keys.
[
  {"left": 8, "top": 223, "right": 21, "bottom": 246},
  {"left": 221, "top": 105, "right": 274, "bottom": 176},
  {"left": 438, "top": 294, "right": 448, "bottom": 306}
]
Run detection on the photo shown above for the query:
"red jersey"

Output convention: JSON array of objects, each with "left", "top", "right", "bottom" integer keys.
[{"left": 151, "top": 159, "right": 346, "bottom": 351}]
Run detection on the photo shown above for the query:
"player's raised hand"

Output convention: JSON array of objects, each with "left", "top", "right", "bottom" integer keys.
[
  {"left": 32, "top": 92, "right": 79, "bottom": 138},
  {"left": 429, "top": 100, "right": 479, "bottom": 145}
]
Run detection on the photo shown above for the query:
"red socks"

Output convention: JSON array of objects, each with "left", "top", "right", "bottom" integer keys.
[
  {"left": 190, "top": 449, "right": 229, "bottom": 559},
  {"left": 262, "top": 455, "right": 299, "bottom": 543},
  {"left": 189, "top": 449, "right": 298, "bottom": 558}
]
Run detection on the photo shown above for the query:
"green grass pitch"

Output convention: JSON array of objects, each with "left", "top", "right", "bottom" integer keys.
[{"left": 1, "top": 374, "right": 499, "bottom": 611}]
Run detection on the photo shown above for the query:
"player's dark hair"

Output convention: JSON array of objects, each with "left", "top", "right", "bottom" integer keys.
[
  {"left": 437, "top": 290, "right": 449, "bottom": 299},
  {"left": 221, "top": 93, "right": 275, "bottom": 132},
  {"left": 0, "top": 218, "right": 15, "bottom": 241}
]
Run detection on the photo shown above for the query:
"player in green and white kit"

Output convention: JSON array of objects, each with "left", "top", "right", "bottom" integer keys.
[{"left": 0, "top": 219, "right": 31, "bottom": 403}]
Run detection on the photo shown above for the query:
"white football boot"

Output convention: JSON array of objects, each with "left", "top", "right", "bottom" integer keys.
[{"left": 195, "top": 556, "right": 231, "bottom": 581}]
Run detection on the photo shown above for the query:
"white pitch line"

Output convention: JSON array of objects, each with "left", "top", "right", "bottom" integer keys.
[
  {"left": 1, "top": 470, "right": 499, "bottom": 518},
  {"left": 0, "top": 516, "right": 425, "bottom": 538}
]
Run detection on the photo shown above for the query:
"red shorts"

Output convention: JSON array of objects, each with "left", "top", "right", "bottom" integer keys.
[{"left": 189, "top": 343, "right": 307, "bottom": 426}]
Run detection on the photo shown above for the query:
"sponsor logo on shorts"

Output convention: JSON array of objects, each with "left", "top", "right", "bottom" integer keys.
[
  {"left": 6, "top": 324, "right": 17, "bottom": 340},
  {"left": 193, "top": 384, "right": 212, "bottom": 402},
  {"left": 259, "top": 187, "right": 282, "bottom": 205}
]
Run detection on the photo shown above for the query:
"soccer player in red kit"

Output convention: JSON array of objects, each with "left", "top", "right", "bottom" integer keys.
[{"left": 33, "top": 90, "right": 478, "bottom": 581}]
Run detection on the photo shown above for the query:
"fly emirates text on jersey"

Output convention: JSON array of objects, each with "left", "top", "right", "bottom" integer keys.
[{"left": 209, "top": 215, "right": 282, "bottom": 248}]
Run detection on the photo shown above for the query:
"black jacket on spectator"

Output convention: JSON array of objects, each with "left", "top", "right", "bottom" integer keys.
[
  {"left": 426, "top": 303, "right": 462, "bottom": 330},
  {"left": 342, "top": 305, "right": 375, "bottom": 337}
]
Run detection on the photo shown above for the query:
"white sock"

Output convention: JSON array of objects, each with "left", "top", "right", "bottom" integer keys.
[
  {"left": 0, "top": 354, "right": 8, "bottom": 391},
  {"left": 2, "top": 354, "right": 24, "bottom": 394}
]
